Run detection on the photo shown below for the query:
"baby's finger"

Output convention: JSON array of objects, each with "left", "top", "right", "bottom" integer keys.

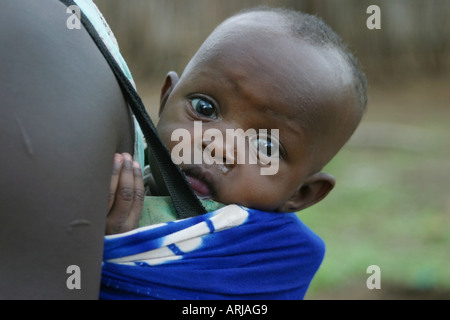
[
  {"left": 106, "top": 153, "right": 135, "bottom": 233},
  {"left": 128, "top": 161, "right": 145, "bottom": 229},
  {"left": 107, "top": 153, "right": 123, "bottom": 212}
]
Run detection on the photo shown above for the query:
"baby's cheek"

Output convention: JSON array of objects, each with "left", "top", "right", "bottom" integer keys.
[
  {"left": 220, "top": 170, "right": 285, "bottom": 211},
  {"left": 159, "top": 124, "right": 188, "bottom": 149}
]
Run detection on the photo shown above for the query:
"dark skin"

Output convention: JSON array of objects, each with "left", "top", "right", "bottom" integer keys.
[
  {"left": 151, "top": 12, "right": 361, "bottom": 212},
  {"left": 108, "top": 11, "right": 362, "bottom": 232},
  {"left": 106, "top": 153, "right": 144, "bottom": 235},
  {"left": 0, "top": 0, "right": 134, "bottom": 299}
]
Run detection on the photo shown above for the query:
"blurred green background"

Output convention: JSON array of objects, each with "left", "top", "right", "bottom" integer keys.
[{"left": 94, "top": 0, "right": 450, "bottom": 299}]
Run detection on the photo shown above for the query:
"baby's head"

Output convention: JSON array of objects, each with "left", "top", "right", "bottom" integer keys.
[{"left": 152, "top": 7, "right": 367, "bottom": 213}]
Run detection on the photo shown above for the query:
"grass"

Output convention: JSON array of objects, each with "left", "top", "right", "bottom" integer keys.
[
  {"left": 296, "top": 76, "right": 450, "bottom": 299},
  {"left": 298, "top": 142, "right": 450, "bottom": 299}
]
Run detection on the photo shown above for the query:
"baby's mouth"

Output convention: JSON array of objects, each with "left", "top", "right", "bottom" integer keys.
[{"left": 185, "top": 172, "right": 213, "bottom": 199}]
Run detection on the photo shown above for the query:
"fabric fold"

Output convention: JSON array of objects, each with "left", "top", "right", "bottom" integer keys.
[{"left": 101, "top": 205, "right": 325, "bottom": 300}]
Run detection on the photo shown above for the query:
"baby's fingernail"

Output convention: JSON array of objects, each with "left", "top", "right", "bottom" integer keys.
[
  {"left": 133, "top": 161, "right": 141, "bottom": 176},
  {"left": 123, "top": 154, "right": 132, "bottom": 169},
  {"left": 123, "top": 153, "right": 132, "bottom": 161},
  {"left": 113, "top": 154, "right": 122, "bottom": 172}
]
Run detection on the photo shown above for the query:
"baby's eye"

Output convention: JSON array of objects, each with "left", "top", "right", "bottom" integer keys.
[
  {"left": 191, "top": 98, "right": 217, "bottom": 119},
  {"left": 251, "top": 134, "right": 280, "bottom": 159}
]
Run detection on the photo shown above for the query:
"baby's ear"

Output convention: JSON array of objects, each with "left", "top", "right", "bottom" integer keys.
[
  {"left": 159, "top": 71, "right": 179, "bottom": 116},
  {"left": 279, "top": 172, "right": 335, "bottom": 212}
]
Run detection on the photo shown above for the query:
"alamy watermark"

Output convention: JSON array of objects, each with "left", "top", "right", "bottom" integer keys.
[
  {"left": 170, "top": 121, "right": 280, "bottom": 176},
  {"left": 366, "top": 5, "right": 381, "bottom": 30},
  {"left": 66, "top": 265, "right": 81, "bottom": 290},
  {"left": 66, "top": 5, "right": 81, "bottom": 30},
  {"left": 366, "top": 265, "right": 381, "bottom": 289}
]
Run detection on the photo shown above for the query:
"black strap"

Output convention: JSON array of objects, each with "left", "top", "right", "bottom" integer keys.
[{"left": 61, "top": 0, "right": 206, "bottom": 219}]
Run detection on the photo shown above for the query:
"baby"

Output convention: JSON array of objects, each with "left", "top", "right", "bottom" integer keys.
[{"left": 106, "top": 7, "right": 367, "bottom": 234}]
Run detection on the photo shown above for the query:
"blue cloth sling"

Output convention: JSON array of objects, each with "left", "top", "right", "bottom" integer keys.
[{"left": 101, "top": 205, "right": 325, "bottom": 300}]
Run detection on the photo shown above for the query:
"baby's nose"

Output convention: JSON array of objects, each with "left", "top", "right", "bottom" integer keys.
[{"left": 201, "top": 129, "right": 237, "bottom": 167}]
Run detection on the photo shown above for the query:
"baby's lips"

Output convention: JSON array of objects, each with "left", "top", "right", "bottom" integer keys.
[{"left": 186, "top": 175, "right": 212, "bottom": 198}]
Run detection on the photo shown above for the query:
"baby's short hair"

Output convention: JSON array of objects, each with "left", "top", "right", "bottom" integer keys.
[{"left": 236, "top": 6, "right": 368, "bottom": 113}]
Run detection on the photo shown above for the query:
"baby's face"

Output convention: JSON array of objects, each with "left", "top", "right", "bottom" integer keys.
[{"left": 156, "top": 15, "right": 354, "bottom": 212}]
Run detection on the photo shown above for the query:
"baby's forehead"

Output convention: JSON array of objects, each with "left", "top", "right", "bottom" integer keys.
[
  {"left": 184, "top": 11, "right": 357, "bottom": 132},
  {"left": 202, "top": 12, "right": 350, "bottom": 80},
  {"left": 220, "top": 11, "right": 289, "bottom": 32},
  {"left": 208, "top": 12, "right": 292, "bottom": 52},
  {"left": 194, "top": 26, "right": 352, "bottom": 110}
]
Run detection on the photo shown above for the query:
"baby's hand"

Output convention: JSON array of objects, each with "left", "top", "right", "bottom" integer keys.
[{"left": 106, "top": 153, "right": 145, "bottom": 235}]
